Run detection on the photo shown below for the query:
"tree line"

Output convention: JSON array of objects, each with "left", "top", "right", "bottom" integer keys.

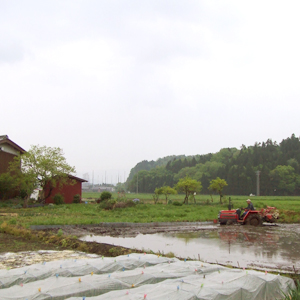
[{"left": 126, "top": 134, "right": 300, "bottom": 196}]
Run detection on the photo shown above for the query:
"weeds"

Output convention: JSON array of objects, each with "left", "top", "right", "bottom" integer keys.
[
  {"left": 165, "top": 252, "right": 175, "bottom": 258},
  {"left": 57, "top": 229, "right": 63, "bottom": 237},
  {"left": 281, "top": 281, "right": 300, "bottom": 299},
  {"left": 0, "top": 223, "right": 95, "bottom": 253},
  {"left": 109, "top": 247, "right": 125, "bottom": 256}
]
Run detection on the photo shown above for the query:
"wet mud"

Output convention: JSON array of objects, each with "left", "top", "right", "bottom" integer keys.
[
  {"left": 72, "top": 222, "right": 300, "bottom": 274},
  {"left": 3, "top": 222, "right": 300, "bottom": 274},
  {"left": 31, "top": 222, "right": 217, "bottom": 237}
]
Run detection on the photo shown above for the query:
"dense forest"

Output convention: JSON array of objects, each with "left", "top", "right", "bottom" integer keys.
[{"left": 126, "top": 134, "right": 300, "bottom": 196}]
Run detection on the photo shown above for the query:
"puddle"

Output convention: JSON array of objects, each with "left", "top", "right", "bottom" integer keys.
[{"left": 81, "top": 224, "right": 300, "bottom": 273}]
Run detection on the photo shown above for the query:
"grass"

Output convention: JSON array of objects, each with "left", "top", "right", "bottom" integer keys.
[
  {"left": 0, "top": 222, "right": 135, "bottom": 257},
  {"left": 282, "top": 281, "right": 300, "bottom": 299},
  {"left": 0, "top": 194, "right": 300, "bottom": 228}
]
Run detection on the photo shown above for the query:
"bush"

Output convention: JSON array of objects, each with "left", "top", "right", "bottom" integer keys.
[
  {"left": 114, "top": 202, "right": 127, "bottom": 209},
  {"left": 98, "top": 198, "right": 117, "bottom": 210},
  {"left": 73, "top": 194, "right": 81, "bottom": 204},
  {"left": 114, "top": 200, "right": 136, "bottom": 209},
  {"left": 53, "top": 194, "right": 65, "bottom": 205},
  {"left": 125, "top": 200, "right": 136, "bottom": 207},
  {"left": 0, "top": 173, "right": 15, "bottom": 200},
  {"left": 57, "top": 229, "right": 63, "bottom": 236},
  {"left": 173, "top": 201, "right": 183, "bottom": 206},
  {"left": 100, "top": 191, "right": 112, "bottom": 202}
]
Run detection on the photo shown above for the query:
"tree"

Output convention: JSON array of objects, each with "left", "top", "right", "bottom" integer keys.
[
  {"left": 11, "top": 168, "right": 37, "bottom": 207},
  {"left": 175, "top": 176, "right": 202, "bottom": 204},
  {"left": 153, "top": 187, "right": 162, "bottom": 204},
  {"left": 208, "top": 177, "right": 228, "bottom": 204},
  {"left": 0, "top": 173, "right": 15, "bottom": 200},
  {"left": 115, "top": 182, "right": 126, "bottom": 193},
  {"left": 269, "top": 165, "right": 300, "bottom": 195},
  {"left": 158, "top": 186, "right": 177, "bottom": 204},
  {"left": 10, "top": 145, "right": 75, "bottom": 203}
]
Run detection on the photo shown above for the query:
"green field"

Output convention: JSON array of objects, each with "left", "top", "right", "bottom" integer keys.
[
  {"left": 0, "top": 193, "right": 300, "bottom": 228},
  {"left": 83, "top": 192, "right": 300, "bottom": 212}
]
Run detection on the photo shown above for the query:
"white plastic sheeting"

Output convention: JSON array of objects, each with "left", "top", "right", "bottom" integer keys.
[
  {"left": 0, "top": 253, "right": 177, "bottom": 288},
  {"left": 0, "top": 253, "right": 295, "bottom": 300}
]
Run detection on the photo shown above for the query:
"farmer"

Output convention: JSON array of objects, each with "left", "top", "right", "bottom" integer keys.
[{"left": 241, "top": 199, "right": 255, "bottom": 218}]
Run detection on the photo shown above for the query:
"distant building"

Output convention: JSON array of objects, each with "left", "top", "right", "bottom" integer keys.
[
  {"left": 44, "top": 174, "right": 88, "bottom": 204},
  {"left": 0, "top": 135, "right": 25, "bottom": 176},
  {"left": 0, "top": 135, "right": 26, "bottom": 199},
  {"left": 1, "top": 135, "right": 87, "bottom": 203},
  {"left": 82, "top": 185, "right": 114, "bottom": 193}
]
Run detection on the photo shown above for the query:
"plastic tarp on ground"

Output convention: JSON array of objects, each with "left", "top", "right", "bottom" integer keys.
[
  {"left": 0, "top": 253, "right": 177, "bottom": 288},
  {"left": 0, "top": 253, "right": 295, "bottom": 300}
]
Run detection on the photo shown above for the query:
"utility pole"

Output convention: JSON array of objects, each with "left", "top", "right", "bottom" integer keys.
[{"left": 255, "top": 170, "right": 261, "bottom": 196}]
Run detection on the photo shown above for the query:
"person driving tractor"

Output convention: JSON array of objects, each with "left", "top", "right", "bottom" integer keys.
[{"left": 241, "top": 199, "right": 254, "bottom": 218}]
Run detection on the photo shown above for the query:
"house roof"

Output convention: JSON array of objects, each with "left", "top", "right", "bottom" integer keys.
[
  {"left": 0, "top": 135, "right": 26, "bottom": 154},
  {"left": 68, "top": 174, "right": 88, "bottom": 183}
]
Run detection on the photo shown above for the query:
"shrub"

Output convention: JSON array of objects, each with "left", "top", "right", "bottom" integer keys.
[
  {"left": 125, "top": 200, "right": 136, "bottom": 207},
  {"left": 114, "top": 202, "right": 127, "bottom": 209},
  {"left": 0, "top": 173, "right": 15, "bottom": 200},
  {"left": 19, "top": 188, "right": 28, "bottom": 199},
  {"left": 8, "top": 218, "right": 17, "bottom": 225},
  {"left": 99, "top": 198, "right": 117, "bottom": 210},
  {"left": 100, "top": 191, "right": 112, "bottom": 202},
  {"left": 53, "top": 194, "right": 65, "bottom": 205},
  {"left": 57, "top": 229, "right": 63, "bottom": 236},
  {"left": 173, "top": 201, "right": 183, "bottom": 206},
  {"left": 73, "top": 194, "right": 81, "bottom": 204},
  {"left": 114, "top": 200, "right": 136, "bottom": 209}
]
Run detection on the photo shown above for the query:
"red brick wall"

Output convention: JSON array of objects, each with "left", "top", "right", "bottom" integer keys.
[{"left": 44, "top": 178, "right": 82, "bottom": 204}]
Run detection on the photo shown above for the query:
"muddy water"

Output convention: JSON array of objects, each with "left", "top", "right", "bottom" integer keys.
[{"left": 81, "top": 224, "right": 300, "bottom": 273}]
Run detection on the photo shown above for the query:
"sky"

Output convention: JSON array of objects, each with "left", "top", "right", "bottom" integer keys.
[{"left": 1, "top": 1, "right": 300, "bottom": 184}]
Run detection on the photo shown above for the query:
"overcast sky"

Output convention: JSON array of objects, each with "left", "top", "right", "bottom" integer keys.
[{"left": 1, "top": 1, "right": 300, "bottom": 184}]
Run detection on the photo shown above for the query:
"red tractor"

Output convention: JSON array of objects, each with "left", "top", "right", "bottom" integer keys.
[{"left": 218, "top": 206, "right": 279, "bottom": 226}]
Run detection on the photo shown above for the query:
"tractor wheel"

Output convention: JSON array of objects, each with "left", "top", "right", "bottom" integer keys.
[
  {"left": 226, "top": 220, "right": 235, "bottom": 225},
  {"left": 268, "top": 217, "right": 276, "bottom": 223},
  {"left": 245, "top": 214, "right": 262, "bottom": 226}
]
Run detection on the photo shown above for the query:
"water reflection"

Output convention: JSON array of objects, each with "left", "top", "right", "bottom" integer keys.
[{"left": 81, "top": 224, "right": 300, "bottom": 272}]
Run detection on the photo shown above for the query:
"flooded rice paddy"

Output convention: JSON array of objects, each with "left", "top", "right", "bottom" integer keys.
[{"left": 81, "top": 224, "right": 300, "bottom": 273}]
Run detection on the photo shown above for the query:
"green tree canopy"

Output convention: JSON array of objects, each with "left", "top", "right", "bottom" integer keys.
[
  {"left": 0, "top": 173, "right": 15, "bottom": 200},
  {"left": 208, "top": 177, "right": 228, "bottom": 203},
  {"left": 269, "top": 165, "right": 300, "bottom": 195},
  {"left": 10, "top": 145, "right": 76, "bottom": 202},
  {"left": 157, "top": 186, "right": 177, "bottom": 204},
  {"left": 175, "top": 176, "right": 202, "bottom": 204},
  {"left": 126, "top": 134, "right": 300, "bottom": 196}
]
